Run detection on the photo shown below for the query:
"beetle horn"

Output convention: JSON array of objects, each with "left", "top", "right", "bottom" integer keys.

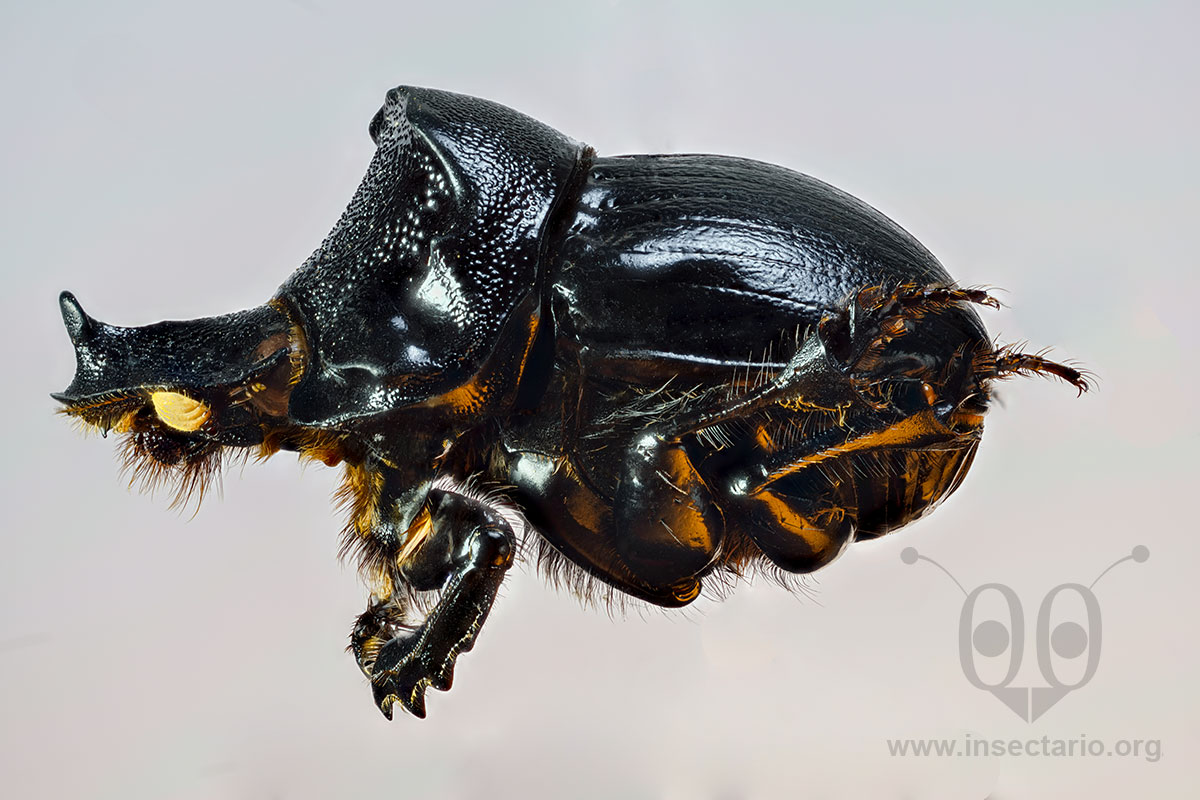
[
  {"left": 53, "top": 294, "right": 296, "bottom": 406},
  {"left": 59, "top": 290, "right": 95, "bottom": 345}
]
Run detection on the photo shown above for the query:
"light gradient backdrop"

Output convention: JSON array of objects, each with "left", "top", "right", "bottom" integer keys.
[{"left": 2, "top": 1, "right": 1196, "bottom": 797}]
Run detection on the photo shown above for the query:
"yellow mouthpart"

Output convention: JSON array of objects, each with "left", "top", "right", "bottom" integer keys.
[{"left": 150, "top": 391, "right": 211, "bottom": 432}]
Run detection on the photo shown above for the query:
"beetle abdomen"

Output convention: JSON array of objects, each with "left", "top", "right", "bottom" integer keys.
[{"left": 850, "top": 443, "right": 980, "bottom": 539}]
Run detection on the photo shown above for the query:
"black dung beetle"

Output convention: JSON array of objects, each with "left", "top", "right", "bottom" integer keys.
[{"left": 53, "top": 86, "right": 1089, "bottom": 719}]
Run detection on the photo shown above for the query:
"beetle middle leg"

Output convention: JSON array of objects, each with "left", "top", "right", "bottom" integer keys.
[{"left": 349, "top": 485, "right": 515, "bottom": 719}]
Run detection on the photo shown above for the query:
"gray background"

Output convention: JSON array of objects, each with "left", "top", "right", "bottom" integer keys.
[{"left": 2, "top": 1, "right": 1195, "bottom": 797}]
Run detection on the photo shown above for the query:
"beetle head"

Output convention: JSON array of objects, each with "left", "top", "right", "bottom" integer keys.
[{"left": 53, "top": 292, "right": 306, "bottom": 504}]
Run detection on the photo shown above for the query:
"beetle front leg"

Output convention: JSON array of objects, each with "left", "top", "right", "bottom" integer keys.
[{"left": 356, "top": 488, "right": 515, "bottom": 719}]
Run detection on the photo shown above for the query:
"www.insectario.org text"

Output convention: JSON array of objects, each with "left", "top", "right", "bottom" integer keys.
[{"left": 886, "top": 734, "right": 1161, "bottom": 762}]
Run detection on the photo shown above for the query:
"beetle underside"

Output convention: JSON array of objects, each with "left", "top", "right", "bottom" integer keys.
[{"left": 55, "top": 279, "right": 1088, "bottom": 717}]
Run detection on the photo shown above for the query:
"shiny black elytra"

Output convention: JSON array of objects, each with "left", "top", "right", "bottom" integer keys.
[{"left": 54, "top": 86, "right": 1089, "bottom": 719}]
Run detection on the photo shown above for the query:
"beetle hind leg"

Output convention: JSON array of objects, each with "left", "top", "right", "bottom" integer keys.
[
  {"left": 976, "top": 344, "right": 1093, "bottom": 395},
  {"left": 817, "top": 282, "right": 998, "bottom": 377}
]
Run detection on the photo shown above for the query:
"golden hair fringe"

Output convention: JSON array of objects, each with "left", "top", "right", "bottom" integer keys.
[{"left": 117, "top": 432, "right": 234, "bottom": 514}]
